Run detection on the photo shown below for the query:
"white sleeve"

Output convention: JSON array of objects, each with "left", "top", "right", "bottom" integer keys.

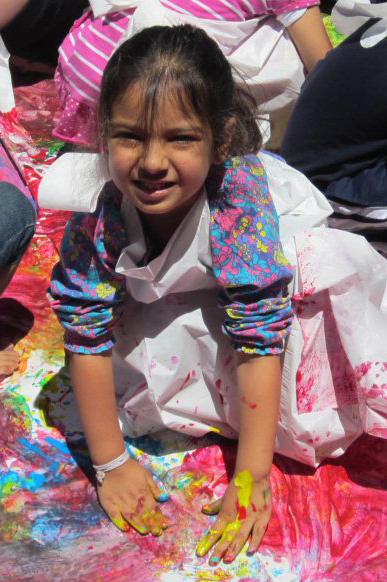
[{"left": 276, "top": 7, "right": 306, "bottom": 27}]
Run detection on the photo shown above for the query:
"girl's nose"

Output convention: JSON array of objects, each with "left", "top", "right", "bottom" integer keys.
[{"left": 139, "top": 141, "right": 168, "bottom": 175}]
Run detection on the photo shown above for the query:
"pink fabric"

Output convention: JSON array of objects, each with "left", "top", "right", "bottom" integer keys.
[{"left": 54, "top": 0, "right": 319, "bottom": 147}]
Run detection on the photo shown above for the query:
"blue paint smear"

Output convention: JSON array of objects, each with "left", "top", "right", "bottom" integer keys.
[
  {"left": 30, "top": 508, "right": 103, "bottom": 543},
  {"left": 44, "top": 436, "right": 72, "bottom": 456},
  {"left": 15, "top": 438, "right": 72, "bottom": 486},
  {"left": 0, "top": 470, "right": 46, "bottom": 494}
]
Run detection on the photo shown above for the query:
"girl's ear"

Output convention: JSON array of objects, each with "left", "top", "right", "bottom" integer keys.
[{"left": 213, "top": 117, "right": 236, "bottom": 164}]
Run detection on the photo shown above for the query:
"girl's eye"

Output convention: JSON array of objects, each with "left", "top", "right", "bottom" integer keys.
[
  {"left": 170, "top": 135, "right": 197, "bottom": 144},
  {"left": 113, "top": 132, "right": 143, "bottom": 142}
]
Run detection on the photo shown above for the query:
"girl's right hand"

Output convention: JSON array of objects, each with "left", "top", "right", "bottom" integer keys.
[{"left": 97, "top": 458, "right": 169, "bottom": 536}]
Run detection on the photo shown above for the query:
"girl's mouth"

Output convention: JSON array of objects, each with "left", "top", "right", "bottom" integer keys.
[{"left": 134, "top": 180, "right": 175, "bottom": 195}]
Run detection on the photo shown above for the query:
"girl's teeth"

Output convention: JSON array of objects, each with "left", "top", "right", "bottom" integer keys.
[{"left": 142, "top": 182, "right": 167, "bottom": 192}]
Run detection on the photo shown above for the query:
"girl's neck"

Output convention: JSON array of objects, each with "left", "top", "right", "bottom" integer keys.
[
  {"left": 139, "top": 208, "right": 185, "bottom": 258},
  {"left": 138, "top": 190, "right": 203, "bottom": 255}
]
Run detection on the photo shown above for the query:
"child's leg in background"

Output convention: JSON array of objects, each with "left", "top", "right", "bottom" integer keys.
[
  {"left": 0, "top": 181, "right": 36, "bottom": 294},
  {"left": 0, "top": 141, "right": 36, "bottom": 376}
]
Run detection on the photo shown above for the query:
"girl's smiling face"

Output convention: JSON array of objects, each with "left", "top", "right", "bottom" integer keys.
[{"left": 106, "top": 82, "right": 219, "bottom": 225}]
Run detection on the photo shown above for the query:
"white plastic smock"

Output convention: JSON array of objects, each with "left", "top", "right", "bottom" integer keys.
[
  {"left": 40, "top": 151, "right": 387, "bottom": 466},
  {"left": 332, "top": 0, "right": 387, "bottom": 48}
]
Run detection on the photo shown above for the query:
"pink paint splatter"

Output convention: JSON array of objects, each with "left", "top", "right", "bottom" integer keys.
[
  {"left": 241, "top": 396, "right": 258, "bottom": 410},
  {"left": 177, "top": 372, "right": 191, "bottom": 392},
  {"left": 354, "top": 361, "right": 373, "bottom": 381}
]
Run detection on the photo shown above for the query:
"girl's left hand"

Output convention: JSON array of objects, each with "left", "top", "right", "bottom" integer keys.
[{"left": 196, "top": 472, "right": 272, "bottom": 565}]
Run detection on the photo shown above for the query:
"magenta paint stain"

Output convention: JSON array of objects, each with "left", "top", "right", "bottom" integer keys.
[
  {"left": 177, "top": 372, "right": 191, "bottom": 392},
  {"left": 354, "top": 361, "right": 373, "bottom": 381}
]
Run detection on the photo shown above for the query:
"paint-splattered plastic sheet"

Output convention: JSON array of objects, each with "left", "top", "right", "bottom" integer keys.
[{"left": 0, "top": 81, "right": 387, "bottom": 582}]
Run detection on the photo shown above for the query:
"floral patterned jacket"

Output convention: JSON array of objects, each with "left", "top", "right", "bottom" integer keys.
[{"left": 48, "top": 154, "right": 294, "bottom": 355}]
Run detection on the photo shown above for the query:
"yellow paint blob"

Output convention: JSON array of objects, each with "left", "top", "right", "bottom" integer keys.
[
  {"left": 196, "top": 470, "right": 255, "bottom": 557},
  {"left": 141, "top": 508, "right": 167, "bottom": 530},
  {"left": 196, "top": 537, "right": 214, "bottom": 557},
  {"left": 234, "top": 470, "right": 254, "bottom": 509},
  {"left": 221, "top": 519, "right": 241, "bottom": 543},
  {"left": 111, "top": 515, "right": 130, "bottom": 531}
]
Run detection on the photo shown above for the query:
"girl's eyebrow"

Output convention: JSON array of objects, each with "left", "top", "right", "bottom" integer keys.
[
  {"left": 167, "top": 125, "right": 204, "bottom": 133},
  {"left": 108, "top": 122, "right": 143, "bottom": 131},
  {"left": 109, "top": 122, "right": 204, "bottom": 134}
]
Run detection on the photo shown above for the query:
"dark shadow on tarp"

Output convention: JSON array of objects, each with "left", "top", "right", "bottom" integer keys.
[{"left": 0, "top": 297, "right": 34, "bottom": 350}]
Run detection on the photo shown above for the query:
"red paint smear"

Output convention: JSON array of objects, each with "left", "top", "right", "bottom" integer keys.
[
  {"left": 178, "top": 372, "right": 191, "bottom": 392},
  {"left": 236, "top": 501, "right": 247, "bottom": 520},
  {"left": 174, "top": 436, "right": 387, "bottom": 580},
  {"left": 294, "top": 290, "right": 358, "bottom": 414},
  {"left": 241, "top": 396, "right": 257, "bottom": 409}
]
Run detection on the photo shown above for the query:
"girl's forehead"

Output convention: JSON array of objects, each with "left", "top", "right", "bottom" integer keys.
[{"left": 111, "top": 81, "right": 206, "bottom": 130}]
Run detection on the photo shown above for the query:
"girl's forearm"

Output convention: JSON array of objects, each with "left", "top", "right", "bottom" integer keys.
[
  {"left": 234, "top": 354, "right": 281, "bottom": 478},
  {"left": 288, "top": 6, "right": 332, "bottom": 72},
  {"left": 69, "top": 352, "right": 125, "bottom": 465}
]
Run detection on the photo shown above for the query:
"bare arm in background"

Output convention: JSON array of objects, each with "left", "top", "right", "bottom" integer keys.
[
  {"left": 288, "top": 6, "right": 332, "bottom": 72},
  {"left": 0, "top": 0, "right": 29, "bottom": 29}
]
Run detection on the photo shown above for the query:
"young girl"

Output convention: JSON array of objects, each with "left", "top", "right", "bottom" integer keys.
[
  {"left": 46, "top": 24, "right": 387, "bottom": 564},
  {"left": 52, "top": 0, "right": 331, "bottom": 148}
]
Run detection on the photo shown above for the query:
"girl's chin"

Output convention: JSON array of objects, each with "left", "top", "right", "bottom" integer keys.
[{"left": 132, "top": 183, "right": 176, "bottom": 205}]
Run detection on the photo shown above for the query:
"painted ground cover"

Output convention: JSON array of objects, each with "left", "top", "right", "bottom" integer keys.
[{"left": 0, "top": 81, "right": 386, "bottom": 582}]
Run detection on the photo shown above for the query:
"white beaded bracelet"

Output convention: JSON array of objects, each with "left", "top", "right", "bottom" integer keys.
[{"left": 93, "top": 449, "right": 130, "bottom": 486}]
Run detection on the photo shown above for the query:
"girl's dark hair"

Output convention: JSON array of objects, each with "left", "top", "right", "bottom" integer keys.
[{"left": 99, "top": 24, "right": 262, "bottom": 157}]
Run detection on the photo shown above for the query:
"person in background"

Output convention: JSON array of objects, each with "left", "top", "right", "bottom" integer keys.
[
  {"left": 0, "top": 142, "right": 36, "bottom": 377},
  {"left": 0, "top": 0, "right": 88, "bottom": 84},
  {"left": 0, "top": 0, "right": 87, "bottom": 375},
  {"left": 281, "top": 4, "right": 387, "bottom": 254}
]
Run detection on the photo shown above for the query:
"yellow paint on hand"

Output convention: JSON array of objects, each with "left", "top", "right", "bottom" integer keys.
[
  {"left": 220, "top": 519, "right": 241, "bottom": 543},
  {"left": 234, "top": 470, "right": 254, "bottom": 509},
  {"left": 196, "top": 470, "right": 255, "bottom": 557},
  {"left": 196, "top": 539, "right": 213, "bottom": 557},
  {"left": 141, "top": 508, "right": 167, "bottom": 530},
  {"left": 111, "top": 515, "right": 130, "bottom": 531}
]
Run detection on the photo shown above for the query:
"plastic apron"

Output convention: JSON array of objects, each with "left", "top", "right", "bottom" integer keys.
[{"left": 40, "top": 151, "right": 387, "bottom": 466}]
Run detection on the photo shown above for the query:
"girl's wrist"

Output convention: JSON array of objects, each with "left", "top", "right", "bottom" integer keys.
[
  {"left": 87, "top": 432, "right": 126, "bottom": 466},
  {"left": 233, "top": 466, "right": 271, "bottom": 482},
  {"left": 93, "top": 448, "right": 130, "bottom": 485},
  {"left": 234, "top": 451, "right": 273, "bottom": 481}
]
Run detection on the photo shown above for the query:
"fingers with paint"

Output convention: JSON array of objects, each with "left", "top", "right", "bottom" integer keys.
[
  {"left": 97, "top": 457, "right": 169, "bottom": 537},
  {"left": 196, "top": 469, "right": 272, "bottom": 565}
]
